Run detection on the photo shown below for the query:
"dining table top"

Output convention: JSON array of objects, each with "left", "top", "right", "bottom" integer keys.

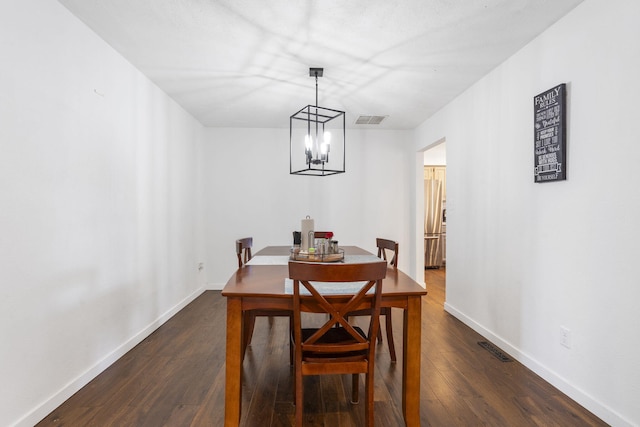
[{"left": 221, "top": 245, "right": 426, "bottom": 299}]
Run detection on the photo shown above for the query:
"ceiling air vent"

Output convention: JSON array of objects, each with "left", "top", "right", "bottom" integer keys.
[{"left": 355, "top": 115, "right": 387, "bottom": 125}]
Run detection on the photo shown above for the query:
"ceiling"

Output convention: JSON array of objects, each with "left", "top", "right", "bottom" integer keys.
[{"left": 57, "top": 0, "right": 583, "bottom": 129}]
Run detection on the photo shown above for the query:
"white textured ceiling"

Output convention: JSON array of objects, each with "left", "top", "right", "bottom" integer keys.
[{"left": 57, "top": 0, "right": 583, "bottom": 129}]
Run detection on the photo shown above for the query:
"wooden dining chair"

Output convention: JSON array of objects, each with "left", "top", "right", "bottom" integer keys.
[
  {"left": 236, "top": 237, "right": 253, "bottom": 268},
  {"left": 288, "top": 260, "right": 387, "bottom": 427},
  {"left": 347, "top": 238, "right": 398, "bottom": 362},
  {"left": 236, "top": 237, "right": 293, "bottom": 363}
]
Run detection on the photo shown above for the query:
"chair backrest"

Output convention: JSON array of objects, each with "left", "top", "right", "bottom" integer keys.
[
  {"left": 236, "top": 237, "right": 253, "bottom": 268},
  {"left": 376, "top": 238, "right": 398, "bottom": 268},
  {"left": 288, "top": 261, "right": 387, "bottom": 355}
]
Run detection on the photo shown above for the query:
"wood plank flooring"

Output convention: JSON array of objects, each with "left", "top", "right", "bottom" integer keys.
[{"left": 36, "top": 268, "right": 606, "bottom": 426}]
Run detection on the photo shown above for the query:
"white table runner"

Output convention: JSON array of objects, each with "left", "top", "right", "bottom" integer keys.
[
  {"left": 245, "top": 255, "right": 290, "bottom": 265},
  {"left": 284, "top": 278, "right": 372, "bottom": 295},
  {"left": 246, "top": 254, "right": 382, "bottom": 266}
]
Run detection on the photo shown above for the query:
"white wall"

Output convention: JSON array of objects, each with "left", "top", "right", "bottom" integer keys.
[
  {"left": 0, "top": 1, "right": 204, "bottom": 426},
  {"left": 202, "top": 128, "right": 416, "bottom": 287},
  {"left": 424, "top": 141, "right": 447, "bottom": 166},
  {"left": 413, "top": 0, "right": 640, "bottom": 425},
  {"left": 9, "top": 0, "right": 637, "bottom": 425}
]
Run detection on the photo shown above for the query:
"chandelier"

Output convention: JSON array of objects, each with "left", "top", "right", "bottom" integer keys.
[{"left": 290, "top": 68, "right": 345, "bottom": 176}]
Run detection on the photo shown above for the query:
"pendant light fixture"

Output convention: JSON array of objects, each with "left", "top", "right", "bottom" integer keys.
[{"left": 290, "top": 68, "right": 345, "bottom": 176}]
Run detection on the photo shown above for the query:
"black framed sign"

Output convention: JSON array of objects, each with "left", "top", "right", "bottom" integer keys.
[{"left": 534, "top": 83, "right": 566, "bottom": 183}]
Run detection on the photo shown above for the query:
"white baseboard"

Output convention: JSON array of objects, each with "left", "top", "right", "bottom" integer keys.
[
  {"left": 443, "top": 302, "right": 632, "bottom": 427},
  {"left": 14, "top": 286, "right": 205, "bottom": 427},
  {"left": 206, "top": 282, "right": 225, "bottom": 290}
]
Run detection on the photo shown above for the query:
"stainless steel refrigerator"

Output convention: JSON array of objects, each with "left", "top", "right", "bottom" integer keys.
[{"left": 424, "top": 178, "right": 444, "bottom": 268}]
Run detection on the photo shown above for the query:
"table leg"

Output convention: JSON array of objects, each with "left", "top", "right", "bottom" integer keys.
[
  {"left": 403, "top": 296, "right": 422, "bottom": 426},
  {"left": 225, "top": 297, "right": 243, "bottom": 426}
]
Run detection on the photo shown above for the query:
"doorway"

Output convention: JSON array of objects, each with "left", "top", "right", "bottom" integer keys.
[
  {"left": 423, "top": 143, "right": 446, "bottom": 269},
  {"left": 424, "top": 164, "right": 446, "bottom": 269}
]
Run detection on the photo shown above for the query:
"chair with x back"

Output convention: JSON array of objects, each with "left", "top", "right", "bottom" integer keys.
[
  {"left": 236, "top": 237, "right": 293, "bottom": 363},
  {"left": 347, "top": 238, "right": 399, "bottom": 362},
  {"left": 288, "top": 260, "right": 387, "bottom": 426}
]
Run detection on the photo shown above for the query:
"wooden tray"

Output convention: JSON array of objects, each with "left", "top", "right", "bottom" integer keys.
[{"left": 290, "top": 249, "right": 344, "bottom": 263}]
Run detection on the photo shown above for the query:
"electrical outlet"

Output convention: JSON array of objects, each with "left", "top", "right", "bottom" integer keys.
[{"left": 560, "top": 326, "right": 571, "bottom": 349}]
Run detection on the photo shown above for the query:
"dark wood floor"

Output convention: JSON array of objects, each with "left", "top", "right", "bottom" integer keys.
[{"left": 37, "top": 268, "right": 606, "bottom": 426}]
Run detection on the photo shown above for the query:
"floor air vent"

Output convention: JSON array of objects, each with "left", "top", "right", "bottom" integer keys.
[{"left": 478, "top": 341, "right": 513, "bottom": 362}]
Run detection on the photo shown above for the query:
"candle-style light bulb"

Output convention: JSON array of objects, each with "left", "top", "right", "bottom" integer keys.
[
  {"left": 320, "top": 131, "right": 330, "bottom": 161},
  {"left": 323, "top": 131, "right": 331, "bottom": 148}
]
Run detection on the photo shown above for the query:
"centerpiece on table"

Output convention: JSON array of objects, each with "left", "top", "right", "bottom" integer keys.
[{"left": 291, "top": 231, "right": 343, "bottom": 262}]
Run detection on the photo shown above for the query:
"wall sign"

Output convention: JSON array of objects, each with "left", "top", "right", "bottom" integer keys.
[{"left": 534, "top": 83, "right": 566, "bottom": 183}]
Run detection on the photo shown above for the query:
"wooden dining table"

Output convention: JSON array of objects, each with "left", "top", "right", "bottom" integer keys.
[{"left": 221, "top": 246, "right": 427, "bottom": 426}]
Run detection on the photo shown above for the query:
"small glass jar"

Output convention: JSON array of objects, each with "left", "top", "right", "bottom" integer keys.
[{"left": 315, "top": 238, "right": 328, "bottom": 255}]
